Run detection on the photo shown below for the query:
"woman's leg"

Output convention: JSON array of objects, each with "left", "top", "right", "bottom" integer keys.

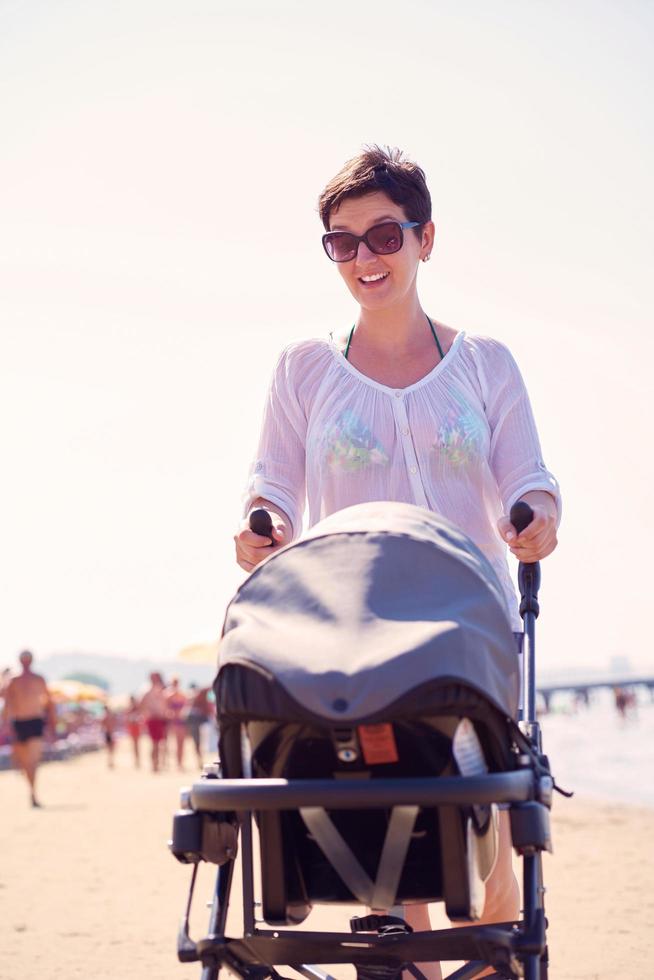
[
  {"left": 404, "top": 814, "right": 518, "bottom": 980},
  {"left": 476, "top": 811, "right": 520, "bottom": 921},
  {"left": 452, "top": 811, "right": 520, "bottom": 978},
  {"left": 190, "top": 723, "right": 203, "bottom": 768},
  {"left": 176, "top": 727, "right": 185, "bottom": 769},
  {"left": 132, "top": 733, "right": 140, "bottom": 767},
  {"left": 403, "top": 905, "right": 443, "bottom": 980}
]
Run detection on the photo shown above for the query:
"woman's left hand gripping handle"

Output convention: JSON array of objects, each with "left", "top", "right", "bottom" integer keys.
[{"left": 235, "top": 507, "right": 289, "bottom": 572}]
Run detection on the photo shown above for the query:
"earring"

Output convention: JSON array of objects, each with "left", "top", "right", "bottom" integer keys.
[{"left": 423, "top": 254, "right": 431, "bottom": 262}]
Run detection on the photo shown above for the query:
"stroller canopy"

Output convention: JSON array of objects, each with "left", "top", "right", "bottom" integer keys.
[{"left": 220, "top": 502, "right": 520, "bottom": 721}]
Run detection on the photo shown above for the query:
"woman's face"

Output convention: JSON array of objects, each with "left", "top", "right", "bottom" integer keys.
[{"left": 327, "top": 191, "right": 434, "bottom": 312}]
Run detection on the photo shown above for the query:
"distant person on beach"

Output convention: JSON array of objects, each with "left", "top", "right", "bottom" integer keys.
[
  {"left": 125, "top": 694, "right": 142, "bottom": 768},
  {"left": 101, "top": 705, "right": 116, "bottom": 769},
  {"left": 165, "top": 676, "right": 188, "bottom": 771},
  {"left": 613, "top": 685, "right": 637, "bottom": 720},
  {"left": 234, "top": 146, "right": 561, "bottom": 979},
  {"left": 1, "top": 650, "right": 55, "bottom": 807},
  {"left": 186, "top": 683, "right": 213, "bottom": 769},
  {"left": 139, "top": 672, "right": 168, "bottom": 772},
  {"left": 574, "top": 688, "right": 591, "bottom": 710},
  {"left": 0, "top": 667, "right": 11, "bottom": 742}
]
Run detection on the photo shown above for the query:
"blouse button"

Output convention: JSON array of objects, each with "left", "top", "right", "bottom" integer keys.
[
  {"left": 402, "top": 427, "right": 409, "bottom": 436},
  {"left": 394, "top": 390, "right": 402, "bottom": 398},
  {"left": 410, "top": 465, "right": 417, "bottom": 475}
]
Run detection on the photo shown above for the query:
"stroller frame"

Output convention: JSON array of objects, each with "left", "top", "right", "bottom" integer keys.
[{"left": 172, "top": 508, "right": 553, "bottom": 980}]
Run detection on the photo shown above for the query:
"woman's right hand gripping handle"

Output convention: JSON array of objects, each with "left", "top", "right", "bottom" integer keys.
[{"left": 234, "top": 504, "right": 291, "bottom": 572}]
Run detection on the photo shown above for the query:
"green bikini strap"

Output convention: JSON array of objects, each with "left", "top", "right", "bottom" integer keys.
[
  {"left": 426, "top": 315, "right": 445, "bottom": 361},
  {"left": 344, "top": 324, "right": 356, "bottom": 360}
]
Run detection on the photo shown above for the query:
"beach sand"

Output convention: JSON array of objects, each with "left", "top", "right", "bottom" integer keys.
[{"left": 1, "top": 738, "right": 651, "bottom": 980}]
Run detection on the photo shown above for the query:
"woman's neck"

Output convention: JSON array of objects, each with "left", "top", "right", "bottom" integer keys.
[{"left": 354, "top": 296, "right": 430, "bottom": 355}]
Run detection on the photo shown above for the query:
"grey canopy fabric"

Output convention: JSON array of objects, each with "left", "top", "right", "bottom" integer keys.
[{"left": 220, "top": 502, "right": 520, "bottom": 721}]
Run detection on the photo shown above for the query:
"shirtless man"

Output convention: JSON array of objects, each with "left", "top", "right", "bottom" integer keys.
[
  {"left": 139, "top": 672, "right": 169, "bottom": 772},
  {"left": 2, "top": 651, "right": 55, "bottom": 807}
]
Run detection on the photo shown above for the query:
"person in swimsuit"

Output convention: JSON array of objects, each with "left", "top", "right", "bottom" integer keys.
[
  {"left": 165, "top": 676, "right": 188, "bottom": 771},
  {"left": 1, "top": 650, "right": 55, "bottom": 807},
  {"left": 0, "top": 666, "right": 10, "bottom": 698},
  {"left": 234, "top": 146, "right": 561, "bottom": 980},
  {"left": 139, "top": 672, "right": 169, "bottom": 772},
  {"left": 101, "top": 704, "right": 116, "bottom": 769},
  {"left": 185, "top": 683, "right": 213, "bottom": 769},
  {"left": 125, "top": 694, "right": 142, "bottom": 768}
]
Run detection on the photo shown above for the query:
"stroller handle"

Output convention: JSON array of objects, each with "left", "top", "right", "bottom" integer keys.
[
  {"left": 509, "top": 501, "right": 541, "bottom": 615},
  {"left": 509, "top": 501, "right": 542, "bottom": 745},
  {"left": 509, "top": 500, "right": 541, "bottom": 612},
  {"left": 249, "top": 507, "right": 274, "bottom": 541},
  {"left": 509, "top": 499, "right": 533, "bottom": 534}
]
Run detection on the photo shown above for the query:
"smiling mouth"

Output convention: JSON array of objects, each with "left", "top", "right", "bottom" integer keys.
[{"left": 359, "top": 272, "right": 389, "bottom": 284}]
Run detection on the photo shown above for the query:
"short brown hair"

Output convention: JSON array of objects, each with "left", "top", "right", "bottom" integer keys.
[{"left": 318, "top": 145, "right": 431, "bottom": 232}]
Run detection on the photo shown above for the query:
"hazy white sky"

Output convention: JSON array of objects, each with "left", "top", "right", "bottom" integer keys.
[{"left": 1, "top": 0, "right": 652, "bottom": 672}]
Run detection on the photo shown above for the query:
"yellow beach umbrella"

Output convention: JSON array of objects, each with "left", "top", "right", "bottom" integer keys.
[
  {"left": 177, "top": 642, "right": 219, "bottom": 665},
  {"left": 48, "top": 679, "right": 107, "bottom": 703}
]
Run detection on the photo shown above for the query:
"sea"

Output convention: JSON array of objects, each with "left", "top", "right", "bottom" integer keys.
[{"left": 537, "top": 687, "right": 654, "bottom": 807}]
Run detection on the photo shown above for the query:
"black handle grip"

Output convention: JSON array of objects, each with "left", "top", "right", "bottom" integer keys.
[
  {"left": 510, "top": 500, "right": 540, "bottom": 618},
  {"left": 509, "top": 500, "right": 534, "bottom": 535},
  {"left": 249, "top": 508, "right": 273, "bottom": 540}
]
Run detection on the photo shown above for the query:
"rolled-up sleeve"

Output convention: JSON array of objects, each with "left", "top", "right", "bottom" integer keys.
[
  {"left": 242, "top": 347, "right": 307, "bottom": 539},
  {"left": 478, "top": 340, "right": 562, "bottom": 525}
]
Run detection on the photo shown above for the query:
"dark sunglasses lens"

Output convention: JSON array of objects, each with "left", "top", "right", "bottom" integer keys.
[
  {"left": 324, "top": 233, "right": 357, "bottom": 262},
  {"left": 367, "top": 221, "right": 403, "bottom": 255}
]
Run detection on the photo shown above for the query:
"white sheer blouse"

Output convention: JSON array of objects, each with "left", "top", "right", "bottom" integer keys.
[{"left": 243, "top": 331, "right": 561, "bottom": 629}]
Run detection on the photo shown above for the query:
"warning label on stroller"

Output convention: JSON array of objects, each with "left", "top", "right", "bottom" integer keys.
[{"left": 358, "top": 724, "right": 399, "bottom": 765}]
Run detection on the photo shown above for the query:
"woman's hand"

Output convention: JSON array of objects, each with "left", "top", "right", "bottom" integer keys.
[
  {"left": 497, "top": 491, "right": 558, "bottom": 562},
  {"left": 234, "top": 505, "right": 291, "bottom": 572}
]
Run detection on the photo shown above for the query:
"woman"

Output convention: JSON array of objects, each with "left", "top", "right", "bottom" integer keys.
[
  {"left": 125, "top": 694, "right": 142, "bottom": 769},
  {"left": 234, "top": 146, "right": 560, "bottom": 979},
  {"left": 165, "top": 676, "right": 188, "bottom": 772}
]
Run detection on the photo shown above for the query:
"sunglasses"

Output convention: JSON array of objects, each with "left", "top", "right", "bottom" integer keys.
[{"left": 322, "top": 220, "right": 421, "bottom": 263}]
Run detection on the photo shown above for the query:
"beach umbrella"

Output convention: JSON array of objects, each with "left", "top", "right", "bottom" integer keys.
[
  {"left": 48, "top": 679, "right": 107, "bottom": 703},
  {"left": 177, "top": 642, "right": 219, "bottom": 665}
]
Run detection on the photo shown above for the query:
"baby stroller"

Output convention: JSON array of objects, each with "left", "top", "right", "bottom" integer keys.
[{"left": 171, "top": 501, "right": 556, "bottom": 980}]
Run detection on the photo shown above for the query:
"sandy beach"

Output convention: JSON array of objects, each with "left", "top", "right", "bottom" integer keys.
[{"left": 1, "top": 737, "right": 652, "bottom": 980}]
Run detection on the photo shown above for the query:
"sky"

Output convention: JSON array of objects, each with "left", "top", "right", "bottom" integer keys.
[{"left": 1, "top": 0, "right": 652, "bottom": 674}]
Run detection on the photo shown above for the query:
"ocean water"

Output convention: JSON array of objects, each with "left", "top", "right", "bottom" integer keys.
[{"left": 537, "top": 687, "right": 654, "bottom": 807}]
